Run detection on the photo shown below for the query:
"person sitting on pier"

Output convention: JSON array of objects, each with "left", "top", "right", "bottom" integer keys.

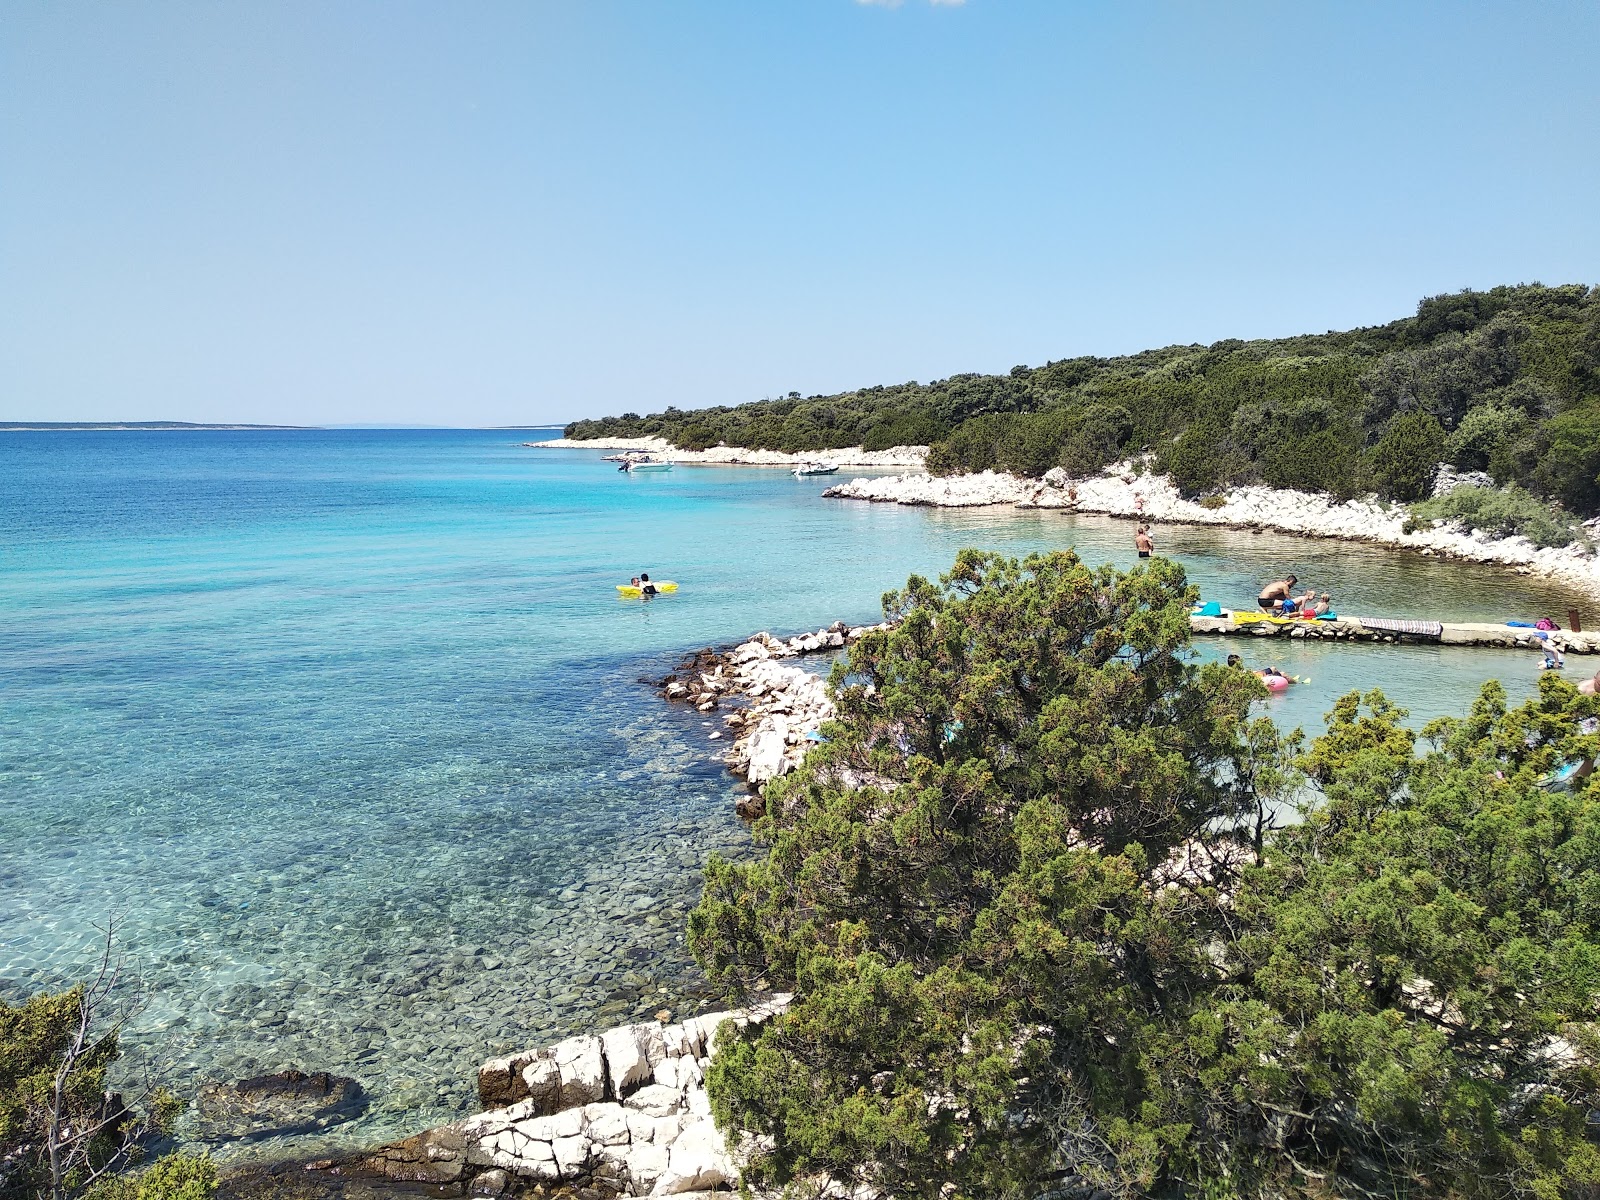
[
  {"left": 1312, "top": 593, "right": 1332, "bottom": 616},
  {"left": 1257, "top": 575, "right": 1298, "bottom": 612}
]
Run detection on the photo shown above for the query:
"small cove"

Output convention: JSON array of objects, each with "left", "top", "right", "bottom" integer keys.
[{"left": 1, "top": 428, "right": 1591, "bottom": 1156}]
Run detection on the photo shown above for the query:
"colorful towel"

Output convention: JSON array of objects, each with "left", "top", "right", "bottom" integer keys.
[
  {"left": 1358, "top": 617, "right": 1445, "bottom": 639},
  {"left": 1233, "top": 611, "right": 1301, "bottom": 626}
]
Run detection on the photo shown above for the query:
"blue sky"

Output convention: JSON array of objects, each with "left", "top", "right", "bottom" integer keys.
[{"left": 3, "top": 1, "right": 1597, "bottom": 427}]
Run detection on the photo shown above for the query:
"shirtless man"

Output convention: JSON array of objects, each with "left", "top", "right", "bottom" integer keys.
[
  {"left": 1134, "top": 526, "right": 1155, "bottom": 559},
  {"left": 1257, "top": 574, "right": 1298, "bottom": 612}
]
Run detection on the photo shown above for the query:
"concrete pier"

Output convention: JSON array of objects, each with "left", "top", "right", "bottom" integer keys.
[{"left": 1190, "top": 614, "right": 1600, "bottom": 654}]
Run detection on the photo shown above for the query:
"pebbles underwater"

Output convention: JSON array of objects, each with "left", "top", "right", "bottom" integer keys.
[{"left": 1, "top": 667, "right": 753, "bottom": 1162}]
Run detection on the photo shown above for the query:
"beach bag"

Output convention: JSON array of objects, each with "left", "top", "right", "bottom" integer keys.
[{"left": 1537, "top": 617, "right": 1559, "bottom": 631}]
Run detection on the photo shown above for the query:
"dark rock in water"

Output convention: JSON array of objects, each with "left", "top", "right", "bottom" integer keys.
[
  {"left": 219, "top": 1156, "right": 459, "bottom": 1200},
  {"left": 194, "top": 1069, "right": 367, "bottom": 1141},
  {"left": 359, "top": 1127, "right": 469, "bottom": 1187}
]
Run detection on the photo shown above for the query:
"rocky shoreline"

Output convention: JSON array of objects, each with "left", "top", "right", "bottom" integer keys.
[
  {"left": 825, "top": 463, "right": 1600, "bottom": 592},
  {"left": 655, "top": 622, "right": 889, "bottom": 816},
  {"left": 525, "top": 436, "right": 927, "bottom": 470},
  {"left": 540, "top": 436, "right": 1600, "bottom": 590},
  {"left": 220, "top": 999, "right": 792, "bottom": 1199}
]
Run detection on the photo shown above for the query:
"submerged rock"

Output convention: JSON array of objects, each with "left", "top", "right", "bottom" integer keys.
[{"left": 193, "top": 1069, "right": 367, "bottom": 1141}]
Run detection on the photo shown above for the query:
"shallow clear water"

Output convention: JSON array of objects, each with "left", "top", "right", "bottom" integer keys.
[{"left": 1, "top": 428, "right": 1590, "bottom": 1154}]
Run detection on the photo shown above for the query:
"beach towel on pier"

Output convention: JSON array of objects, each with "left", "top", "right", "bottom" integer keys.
[
  {"left": 1232, "top": 611, "right": 1300, "bottom": 626},
  {"left": 1358, "top": 617, "right": 1444, "bottom": 640}
]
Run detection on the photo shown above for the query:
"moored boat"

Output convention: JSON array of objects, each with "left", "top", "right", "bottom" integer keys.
[{"left": 793, "top": 462, "right": 839, "bottom": 477}]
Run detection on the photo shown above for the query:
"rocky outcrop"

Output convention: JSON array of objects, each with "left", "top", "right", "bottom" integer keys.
[
  {"left": 193, "top": 1069, "right": 367, "bottom": 1141},
  {"left": 365, "top": 998, "right": 791, "bottom": 1197},
  {"left": 657, "top": 623, "right": 891, "bottom": 813},
  {"left": 526, "top": 436, "right": 927, "bottom": 470},
  {"left": 825, "top": 461, "right": 1600, "bottom": 591}
]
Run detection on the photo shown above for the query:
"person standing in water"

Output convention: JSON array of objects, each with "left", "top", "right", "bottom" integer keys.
[
  {"left": 1134, "top": 526, "right": 1155, "bottom": 559},
  {"left": 639, "top": 572, "right": 658, "bottom": 596}
]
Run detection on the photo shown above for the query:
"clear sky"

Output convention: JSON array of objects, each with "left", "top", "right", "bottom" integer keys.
[{"left": 3, "top": 1, "right": 1597, "bottom": 427}]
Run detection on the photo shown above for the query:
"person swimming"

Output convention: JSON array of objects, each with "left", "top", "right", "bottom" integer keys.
[
  {"left": 639, "top": 572, "right": 658, "bottom": 596},
  {"left": 1227, "top": 653, "right": 1292, "bottom": 686}
]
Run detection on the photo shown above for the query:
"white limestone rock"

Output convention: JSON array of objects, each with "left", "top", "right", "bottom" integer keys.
[
  {"left": 551, "top": 1134, "right": 591, "bottom": 1174},
  {"left": 519, "top": 1057, "right": 561, "bottom": 1113},
  {"left": 625, "top": 1141, "right": 670, "bottom": 1192},
  {"left": 654, "top": 1120, "right": 737, "bottom": 1194},
  {"left": 744, "top": 727, "right": 791, "bottom": 785},
  {"left": 584, "top": 1103, "right": 632, "bottom": 1147},
  {"left": 624, "top": 1083, "right": 686, "bottom": 1118},
  {"left": 552, "top": 1035, "right": 607, "bottom": 1107},
  {"left": 602, "top": 1023, "right": 663, "bottom": 1095}
]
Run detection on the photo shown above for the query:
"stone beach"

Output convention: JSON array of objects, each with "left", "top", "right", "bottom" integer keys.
[
  {"left": 526, "top": 436, "right": 927, "bottom": 469},
  {"left": 139, "top": 705, "right": 756, "bottom": 1160},
  {"left": 539, "top": 437, "right": 1600, "bottom": 588},
  {"left": 824, "top": 460, "right": 1600, "bottom": 591},
  {"left": 655, "top": 621, "right": 893, "bottom": 814}
]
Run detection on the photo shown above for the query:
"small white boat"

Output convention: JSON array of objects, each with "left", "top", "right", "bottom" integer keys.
[
  {"left": 793, "top": 462, "right": 839, "bottom": 477},
  {"left": 626, "top": 458, "right": 673, "bottom": 473}
]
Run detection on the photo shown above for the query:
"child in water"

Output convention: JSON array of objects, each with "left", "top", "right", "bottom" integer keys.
[{"left": 1538, "top": 631, "right": 1565, "bottom": 670}]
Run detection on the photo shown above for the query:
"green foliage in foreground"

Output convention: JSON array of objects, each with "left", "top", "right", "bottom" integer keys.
[
  {"left": 569, "top": 283, "right": 1600, "bottom": 513},
  {"left": 1409, "top": 484, "right": 1585, "bottom": 549},
  {"left": 81, "top": 1155, "right": 216, "bottom": 1200},
  {"left": 1, "top": 987, "right": 204, "bottom": 1200},
  {"left": 689, "top": 549, "right": 1600, "bottom": 1200}
]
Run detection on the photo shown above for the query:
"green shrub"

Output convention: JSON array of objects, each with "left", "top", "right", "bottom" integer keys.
[
  {"left": 85, "top": 1152, "right": 217, "bottom": 1200},
  {"left": 2, "top": 986, "right": 199, "bottom": 1200},
  {"left": 860, "top": 411, "right": 950, "bottom": 451},
  {"left": 1158, "top": 416, "right": 1252, "bottom": 497},
  {"left": 1259, "top": 427, "right": 1366, "bottom": 498},
  {"left": 1446, "top": 401, "right": 1531, "bottom": 472},
  {"left": 1367, "top": 410, "right": 1445, "bottom": 501},
  {"left": 690, "top": 550, "right": 1600, "bottom": 1198},
  {"left": 1535, "top": 400, "right": 1600, "bottom": 513},
  {"left": 1055, "top": 403, "right": 1133, "bottom": 477},
  {"left": 1410, "top": 484, "right": 1581, "bottom": 548},
  {"left": 1198, "top": 493, "right": 1227, "bottom": 510}
]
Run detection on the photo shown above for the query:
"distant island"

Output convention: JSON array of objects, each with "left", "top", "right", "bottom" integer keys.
[{"left": 0, "top": 421, "right": 312, "bottom": 431}]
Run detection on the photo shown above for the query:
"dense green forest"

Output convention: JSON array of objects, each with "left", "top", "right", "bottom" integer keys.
[{"left": 567, "top": 284, "right": 1600, "bottom": 513}]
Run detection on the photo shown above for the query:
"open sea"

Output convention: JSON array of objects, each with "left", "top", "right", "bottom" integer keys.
[{"left": 1, "top": 427, "right": 1591, "bottom": 1154}]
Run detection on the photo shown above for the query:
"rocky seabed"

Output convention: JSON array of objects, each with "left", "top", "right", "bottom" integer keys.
[
  {"left": 658, "top": 623, "right": 892, "bottom": 812},
  {"left": 528, "top": 436, "right": 927, "bottom": 470},
  {"left": 825, "top": 463, "right": 1600, "bottom": 591},
  {"left": 362, "top": 998, "right": 795, "bottom": 1198}
]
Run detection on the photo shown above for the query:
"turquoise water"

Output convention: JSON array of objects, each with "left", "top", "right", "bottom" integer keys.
[{"left": 1, "top": 428, "right": 1589, "bottom": 1153}]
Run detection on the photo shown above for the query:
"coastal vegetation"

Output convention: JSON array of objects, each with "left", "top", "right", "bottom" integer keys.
[
  {"left": 689, "top": 549, "right": 1600, "bottom": 1199},
  {"left": 566, "top": 283, "right": 1600, "bottom": 514},
  {"left": 1, "top": 960, "right": 214, "bottom": 1200}
]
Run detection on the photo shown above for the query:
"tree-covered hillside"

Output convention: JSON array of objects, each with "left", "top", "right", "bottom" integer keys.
[{"left": 566, "top": 284, "right": 1600, "bottom": 512}]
